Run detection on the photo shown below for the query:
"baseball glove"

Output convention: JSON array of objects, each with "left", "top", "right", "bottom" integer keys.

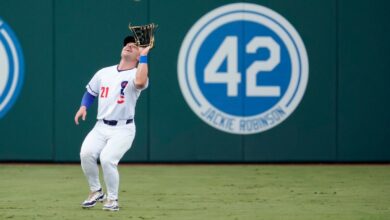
[{"left": 128, "top": 23, "right": 158, "bottom": 49}]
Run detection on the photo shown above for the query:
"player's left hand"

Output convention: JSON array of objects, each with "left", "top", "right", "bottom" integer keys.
[{"left": 140, "top": 46, "right": 151, "bottom": 56}]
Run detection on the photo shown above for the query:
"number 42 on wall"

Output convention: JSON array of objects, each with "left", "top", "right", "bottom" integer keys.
[{"left": 204, "top": 36, "right": 281, "bottom": 97}]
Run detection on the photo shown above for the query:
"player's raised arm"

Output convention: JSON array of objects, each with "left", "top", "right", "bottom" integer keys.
[
  {"left": 74, "top": 91, "right": 96, "bottom": 125},
  {"left": 134, "top": 46, "right": 151, "bottom": 89}
]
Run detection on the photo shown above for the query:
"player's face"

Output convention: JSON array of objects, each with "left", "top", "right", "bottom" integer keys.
[{"left": 121, "top": 43, "right": 140, "bottom": 60}]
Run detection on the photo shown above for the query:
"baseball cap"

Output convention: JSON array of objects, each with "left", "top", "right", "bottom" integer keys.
[{"left": 123, "top": 36, "right": 136, "bottom": 46}]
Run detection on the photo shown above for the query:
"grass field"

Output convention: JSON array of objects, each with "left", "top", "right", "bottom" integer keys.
[{"left": 0, "top": 164, "right": 389, "bottom": 220}]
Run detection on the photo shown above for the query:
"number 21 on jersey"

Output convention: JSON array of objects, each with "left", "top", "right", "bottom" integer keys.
[{"left": 100, "top": 87, "right": 109, "bottom": 98}]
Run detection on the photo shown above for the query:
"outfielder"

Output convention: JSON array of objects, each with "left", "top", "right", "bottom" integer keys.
[{"left": 74, "top": 35, "right": 150, "bottom": 211}]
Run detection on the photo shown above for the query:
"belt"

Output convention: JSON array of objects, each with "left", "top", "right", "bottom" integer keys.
[{"left": 102, "top": 119, "right": 133, "bottom": 126}]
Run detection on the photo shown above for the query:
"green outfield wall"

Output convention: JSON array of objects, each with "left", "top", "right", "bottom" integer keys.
[{"left": 0, "top": 0, "right": 389, "bottom": 162}]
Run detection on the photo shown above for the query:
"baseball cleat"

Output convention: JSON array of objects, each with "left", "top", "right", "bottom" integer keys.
[
  {"left": 102, "top": 199, "right": 119, "bottom": 211},
  {"left": 81, "top": 188, "right": 105, "bottom": 208}
]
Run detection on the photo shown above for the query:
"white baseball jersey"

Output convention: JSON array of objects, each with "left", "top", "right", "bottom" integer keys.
[{"left": 86, "top": 65, "right": 148, "bottom": 121}]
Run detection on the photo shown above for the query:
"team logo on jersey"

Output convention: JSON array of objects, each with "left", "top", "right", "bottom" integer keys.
[
  {"left": 0, "top": 18, "right": 24, "bottom": 119},
  {"left": 177, "top": 3, "right": 309, "bottom": 135},
  {"left": 117, "top": 81, "right": 128, "bottom": 104}
]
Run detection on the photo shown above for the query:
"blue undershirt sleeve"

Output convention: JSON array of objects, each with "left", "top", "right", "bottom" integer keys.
[{"left": 81, "top": 91, "right": 96, "bottom": 109}]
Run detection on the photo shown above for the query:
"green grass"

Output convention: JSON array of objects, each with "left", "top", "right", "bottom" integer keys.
[{"left": 0, "top": 164, "right": 389, "bottom": 220}]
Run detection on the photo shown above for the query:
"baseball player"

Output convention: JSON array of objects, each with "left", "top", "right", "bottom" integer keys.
[{"left": 74, "top": 35, "right": 150, "bottom": 211}]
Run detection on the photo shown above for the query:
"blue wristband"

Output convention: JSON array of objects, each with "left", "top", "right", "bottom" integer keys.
[{"left": 139, "top": 55, "right": 148, "bottom": 64}]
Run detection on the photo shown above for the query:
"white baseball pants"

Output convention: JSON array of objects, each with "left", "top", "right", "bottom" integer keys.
[{"left": 80, "top": 120, "right": 135, "bottom": 201}]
